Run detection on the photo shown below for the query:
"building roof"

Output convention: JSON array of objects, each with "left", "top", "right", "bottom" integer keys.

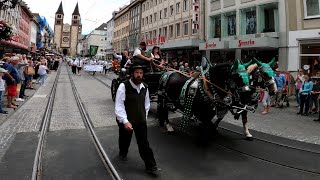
[
  {"left": 72, "top": 3, "right": 80, "bottom": 16},
  {"left": 56, "top": 1, "right": 64, "bottom": 15},
  {"left": 95, "top": 23, "right": 108, "bottom": 31}
]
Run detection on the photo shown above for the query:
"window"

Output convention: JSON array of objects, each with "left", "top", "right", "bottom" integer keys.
[
  {"left": 154, "top": 13, "right": 157, "bottom": 21},
  {"left": 146, "top": 17, "right": 148, "bottom": 24},
  {"left": 142, "top": 18, "right": 144, "bottom": 26},
  {"left": 183, "top": 0, "right": 188, "bottom": 11},
  {"left": 163, "top": 26, "right": 168, "bottom": 37},
  {"left": 183, "top": 20, "right": 188, "bottom": 35},
  {"left": 176, "top": 23, "right": 180, "bottom": 37},
  {"left": 143, "top": 4, "right": 145, "bottom": 11},
  {"left": 304, "top": 0, "right": 320, "bottom": 18},
  {"left": 150, "top": 0, "right": 153, "bottom": 7},
  {"left": 169, "top": 25, "right": 174, "bottom": 38},
  {"left": 176, "top": 2, "right": 180, "bottom": 14},
  {"left": 153, "top": 30, "right": 157, "bottom": 38},
  {"left": 164, "top": 8, "right": 168, "bottom": 18},
  {"left": 159, "top": 28, "right": 162, "bottom": 36},
  {"left": 56, "top": 20, "right": 61, "bottom": 24},
  {"left": 170, "top": 5, "right": 174, "bottom": 16},
  {"left": 57, "top": 14, "right": 62, "bottom": 18},
  {"left": 245, "top": 11, "right": 256, "bottom": 34},
  {"left": 155, "top": 0, "right": 157, "bottom": 5},
  {"left": 73, "top": 16, "right": 78, "bottom": 19},
  {"left": 147, "top": 2, "right": 149, "bottom": 9},
  {"left": 160, "top": 10, "right": 162, "bottom": 19},
  {"left": 262, "top": 5, "right": 277, "bottom": 33},
  {"left": 191, "top": 19, "right": 197, "bottom": 34},
  {"left": 226, "top": 14, "right": 236, "bottom": 36},
  {"left": 150, "top": 15, "right": 153, "bottom": 23}
]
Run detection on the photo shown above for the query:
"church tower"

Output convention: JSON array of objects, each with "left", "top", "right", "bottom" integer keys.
[
  {"left": 70, "top": 3, "right": 81, "bottom": 57},
  {"left": 54, "top": 2, "right": 64, "bottom": 52}
]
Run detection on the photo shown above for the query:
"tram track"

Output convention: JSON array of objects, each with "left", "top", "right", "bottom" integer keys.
[
  {"left": 91, "top": 72, "right": 320, "bottom": 177},
  {"left": 31, "top": 64, "right": 122, "bottom": 180}
]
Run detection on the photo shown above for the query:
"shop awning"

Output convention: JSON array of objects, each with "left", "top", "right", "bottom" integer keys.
[{"left": 229, "top": 37, "right": 279, "bottom": 49}]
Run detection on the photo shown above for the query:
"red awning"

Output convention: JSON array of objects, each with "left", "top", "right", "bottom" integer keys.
[{"left": 0, "top": 40, "right": 29, "bottom": 50}]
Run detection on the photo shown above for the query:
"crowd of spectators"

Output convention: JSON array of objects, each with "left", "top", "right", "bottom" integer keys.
[{"left": 0, "top": 54, "right": 60, "bottom": 114}]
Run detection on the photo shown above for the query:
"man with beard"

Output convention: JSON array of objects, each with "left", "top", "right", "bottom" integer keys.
[
  {"left": 132, "top": 42, "right": 153, "bottom": 68},
  {"left": 115, "top": 64, "right": 161, "bottom": 175}
]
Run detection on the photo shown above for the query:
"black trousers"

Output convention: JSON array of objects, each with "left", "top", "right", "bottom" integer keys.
[
  {"left": 71, "top": 66, "right": 77, "bottom": 74},
  {"left": 117, "top": 120, "right": 156, "bottom": 169},
  {"left": 299, "top": 94, "right": 311, "bottom": 114}
]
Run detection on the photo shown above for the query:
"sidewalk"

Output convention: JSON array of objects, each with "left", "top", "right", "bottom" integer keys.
[{"left": 0, "top": 72, "right": 58, "bottom": 160}]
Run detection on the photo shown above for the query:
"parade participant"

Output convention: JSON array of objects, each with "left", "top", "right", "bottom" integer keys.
[
  {"left": 132, "top": 42, "right": 153, "bottom": 67},
  {"left": 150, "top": 46, "right": 161, "bottom": 62},
  {"left": 76, "top": 58, "right": 83, "bottom": 75},
  {"left": 297, "top": 75, "right": 313, "bottom": 116},
  {"left": 71, "top": 58, "right": 77, "bottom": 74},
  {"left": 115, "top": 64, "right": 161, "bottom": 175},
  {"left": 113, "top": 50, "right": 129, "bottom": 68}
]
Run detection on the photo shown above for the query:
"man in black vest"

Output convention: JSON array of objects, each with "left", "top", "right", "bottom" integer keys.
[{"left": 115, "top": 64, "right": 161, "bottom": 174}]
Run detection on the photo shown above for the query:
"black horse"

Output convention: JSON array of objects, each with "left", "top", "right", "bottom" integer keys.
[
  {"left": 157, "top": 57, "right": 255, "bottom": 138},
  {"left": 211, "top": 58, "right": 277, "bottom": 139}
]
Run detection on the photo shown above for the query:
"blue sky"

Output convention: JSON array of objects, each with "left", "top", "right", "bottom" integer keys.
[{"left": 24, "top": 0, "right": 129, "bottom": 34}]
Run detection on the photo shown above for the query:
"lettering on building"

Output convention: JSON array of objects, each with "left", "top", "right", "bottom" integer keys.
[
  {"left": 192, "top": 0, "right": 199, "bottom": 30},
  {"left": 238, "top": 39, "right": 255, "bottom": 47},
  {"left": 205, "top": 42, "right": 217, "bottom": 49}
]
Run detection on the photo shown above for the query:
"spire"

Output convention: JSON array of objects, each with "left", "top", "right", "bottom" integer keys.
[
  {"left": 72, "top": 3, "right": 80, "bottom": 16},
  {"left": 56, "top": 1, "right": 64, "bottom": 15}
]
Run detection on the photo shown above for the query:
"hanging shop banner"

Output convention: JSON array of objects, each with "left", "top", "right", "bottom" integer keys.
[
  {"left": 83, "top": 65, "right": 103, "bottom": 72},
  {"left": 90, "top": 45, "right": 99, "bottom": 56}
]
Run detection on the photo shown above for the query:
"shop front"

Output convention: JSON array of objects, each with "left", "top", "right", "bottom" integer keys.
[
  {"left": 199, "top": 39, "right": 234, "bottom": 63},
  {"left": 299, "top": 41, "right": 320, "bottom": 76},
  {"left": 229, "top": 37, "right": 279, "bottom": 63},
  {"left": 151, "top": 39, "right": 204, "bottom": 67}
]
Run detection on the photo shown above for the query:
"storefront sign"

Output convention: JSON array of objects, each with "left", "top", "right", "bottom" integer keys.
[
  {"left": 192, "top": 0, "right": 200, "bottom": 30},
  {"left": 199, "top": 40, "right": 225, "bottom": 50},
  {"left": 238, "top": 39, "right": 255, "bottom": 47},
  {"left": 229, "top": 37, "right": 279, "bottom": 49},
  {"left": 145, "top": 36, "right": 166, "bottom": 46}
]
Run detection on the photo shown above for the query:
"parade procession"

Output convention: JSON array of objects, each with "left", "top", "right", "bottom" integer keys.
[{"left": 0, "top": 0, "right": 320, "bottom": 179}]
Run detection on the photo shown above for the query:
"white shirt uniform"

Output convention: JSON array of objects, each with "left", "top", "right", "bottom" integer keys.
[
  {"left": 115, "top": 79, "right": 150, "bottom": 124},
  {"left": 133, "top": 48, "right": 142, "bottom": 57}
]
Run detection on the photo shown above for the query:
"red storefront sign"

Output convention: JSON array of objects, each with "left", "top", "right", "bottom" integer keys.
[
  {"left": 205, "top": 42, "right": 217, "bottom": 49},
  {"left": 145, "top": 36, "right": 166, "bottom": 46},
  {"left": 238, "top": 39, "right": 255, "bottom": 47}
]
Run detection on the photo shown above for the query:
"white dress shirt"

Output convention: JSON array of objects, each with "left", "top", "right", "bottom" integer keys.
[{"left": 115, "top": 79, "right": 150, "bottom": 124}]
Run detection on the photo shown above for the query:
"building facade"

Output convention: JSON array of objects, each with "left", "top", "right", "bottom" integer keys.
[
  {"left": 29, "top": 16, "right": 38, "bottom": 53},
  {"left": 286, "top": 0, "right": 320, "bottom": 75},
  {"left": 140, "top": 0, "right": 205, "bottom": 64},
  {"left": 54, "top": 2, "right": 82, "bottom": 57},
  {"left": 128, "top": 0, "right": 143, "bottom": 52},
  {"left": 0, "top": 1, "right": 30, "bottom": 56},
  {"left": 105, "top": 12, "right": 117, "bottom": 59},
  {"left": 201, "top": 0, "right": 287, "bottom": 66},
  {"left": 113, "top": 5, "right": 130, "bottom": 53}
]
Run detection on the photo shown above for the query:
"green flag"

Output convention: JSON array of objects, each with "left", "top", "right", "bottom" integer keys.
[{"left": 90, "top": 45, "right": 99, "bottom": 56}]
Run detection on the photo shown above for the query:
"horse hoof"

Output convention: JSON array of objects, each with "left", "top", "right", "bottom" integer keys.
[{"left": 245, "top": 136, "right": 254, "bottom": 141}]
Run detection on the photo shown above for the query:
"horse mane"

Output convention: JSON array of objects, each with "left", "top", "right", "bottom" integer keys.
[
  {"left": 247, "top": 63, "right": 258, "bottom": 74},
  {"left": 209, "top": 63, "right": 231, "bottom": 83}
]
